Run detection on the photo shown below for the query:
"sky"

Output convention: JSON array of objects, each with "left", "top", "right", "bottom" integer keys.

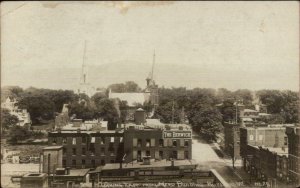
[{"left": 1, "top": 1, "right": 299, "bottom": 91}]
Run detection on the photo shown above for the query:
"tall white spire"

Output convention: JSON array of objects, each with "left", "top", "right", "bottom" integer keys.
[{"left": 81, "top": 40, "right": 87, "bottom": 84}]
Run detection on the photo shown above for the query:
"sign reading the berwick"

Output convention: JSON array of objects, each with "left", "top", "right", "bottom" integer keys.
[{"left": 163, "top": 131, "right": 192, "bottom": 139}]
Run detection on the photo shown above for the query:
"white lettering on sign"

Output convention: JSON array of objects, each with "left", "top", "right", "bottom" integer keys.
[{"left": 163, "top": 131, "right": 191, "bottom": 138}]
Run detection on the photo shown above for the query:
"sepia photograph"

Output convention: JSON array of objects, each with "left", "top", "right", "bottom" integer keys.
[{"left": 1, "top": 1, "right": 299, "bottom": 188}]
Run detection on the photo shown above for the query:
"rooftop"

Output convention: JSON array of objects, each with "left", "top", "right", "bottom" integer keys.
[
  {"left": 55, "top": 169, "right": 90, "bottom": 177},
  {"left": 90, "top": 159, "right": 198, "bottom": 173},
  {"left": 109, "top": 92, "right": 149, "bottom": 107},
  {"left": 250, "top": 145, "right": 288, "bottom": 156},
  {"left": 43, "top": 146, "right": 63, "bottom": 150}
]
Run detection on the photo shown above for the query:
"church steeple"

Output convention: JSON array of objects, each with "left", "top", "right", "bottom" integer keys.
[{"left": 146, "top": 50, "right": 156, "bottom": 87}]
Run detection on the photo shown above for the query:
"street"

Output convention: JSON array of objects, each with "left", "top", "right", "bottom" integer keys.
[{"left": 192, "top": 134, "right": 249, "bottom": 187}]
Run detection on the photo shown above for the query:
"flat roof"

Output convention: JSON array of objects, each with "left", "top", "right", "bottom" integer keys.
[
  {"left": 43, "top": 146, "right": 63, "bottom": 150},
  {"left": 54, "top": 169, "right": 90, "bottom": 177},
  {"left": 91, "top": 159, "right": 197, "bottom": 173},
  {"left": 249, "top": 145, "right": 288, "bottom": 156},
  {"left": 50, "top": 130, "right": 123, "bottom": 134}
]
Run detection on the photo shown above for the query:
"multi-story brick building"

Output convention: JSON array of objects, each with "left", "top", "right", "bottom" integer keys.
[
  {"left": 48, "top": 129, "right": 124, "bottom": 168},
  {"left": 244, "top": 145, "right": 289, "bottom": 184},
  {"left": 123, "top": 124, "right": 192, "bottom": 163},
  {"left": 47, "top": 109, "right": 192, "bottom": 169},
  {"left": 240, "top": 125, "right": 291, "bottom": 158},
  {"left": 286, "top": 126, "right": 300, "bottom": 186}
]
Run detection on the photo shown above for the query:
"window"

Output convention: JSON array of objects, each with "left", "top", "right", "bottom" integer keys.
[
  {"left": 137, "top": 151, "right": 142, "bottom": 162},
  {"left": 137, "top": 139, "right": 142, "bottom": 147},
  {"left": 63, "top": 160, "right": 66, "bottom": 167},
  {"left": 72, "top": 138, "right": 76, "bottom": 145},
  {"left": 258, "top": 135, "right": 263, "bottom": 141},
  {"left": 101, "top": 148, "right": 105, "bottom": 156},
  {"left": 90, "top": 144, "right": 95, "bottom": 155},
  {"left": 72, "top": 160, "right": 76, "bottom": 167},
  {"left": 91, "top": 137, "right": 95, "bottom": 143},
  {"left": 63, "top": 148, "right": 66, "bottom": 155},
  {"left": 72, "top": 148, "right": 76, "bottom": 155},
  {"left": 52, "top": 138, "right": 57, "bottom": 145},
  {"left": 100, "top": 137, "right": 105, "bottom": 144},
  {"left": 172, "top": 140, "right": 177, "bottom": 147},
  {"left": 146, "top": 139, "right": 151, "bottom": 147},
  {"left": 91, "top": 160, "right": 95, "bottom": 167},
  {"left": 172, "top": 151, "right": 178, "bottom": 159},
  {"left": 284, "top": 137, "right": 288, "bottom": 145},
  {"left": 62, "top": 138, "right": 67, "bottom": 144},
  {"left": 159, "top": 151, "right": 163, "bottom": 159},
  {"left": 110, "top": 148, "right": 115, "bottom": 156},
  {"left": 120, "top": 137, "right": 123, "bottom": 143},
  {"left": 184, "top": 140, "right": 189, "bottom": 147},
  {"left": 82, "top": 148, "right": 86, "bottom": 155},
  {"left": 110, "top": 160, "right": 115, "bottom": 163},
  {"left": 249, "top": 135, "right": 254, "bottom": 141},
  {"left": 82, "top": 137, "right": 87, "bottom": 144},
  {"left": 184, "top": 151, "right": 189, "bottom": 159},
  {"left": 82, "top": 159, "right": 86, "bottom": 165},
  {"left": 110, "top": 137, "right": 115, "bottom": 143},
  {"left": 101, "top": 160, "right": 105, "bottom": 166},
  {"left": 159, "top": 139, "right": 164, "bottom": 147}
]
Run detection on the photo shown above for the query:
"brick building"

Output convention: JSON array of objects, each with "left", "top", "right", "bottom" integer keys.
[
  {"left": 48, "top": 129, "right": 124, "bottom": 168},
  {"left": 286, "top": 126, "right": 300, "bottom": 186},
  {"left": 244, "top": 145, "right": 289, "bottom": 184},
  {"left": 123, "top": 124, "right": 192, "bottom": 163},
  {"left": 223, "top": 122, "right": 240, "bottom": 159},
  {"left": 240, "top": 125, "right": 290, "bottom": 158},
  {"left": 47, "top": 110, "right": 192, "bottom": 169}
]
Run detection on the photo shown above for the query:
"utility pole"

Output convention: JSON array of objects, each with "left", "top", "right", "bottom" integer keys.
[
  {"left": 171, "top": 100, "right": 175, "bottom": 124},
  {"left": 151, "top": 49, "right": 155, "bottom": 81}
]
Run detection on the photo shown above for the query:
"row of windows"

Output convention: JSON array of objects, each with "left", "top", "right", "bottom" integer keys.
[
  {"left": 133, "top": 138, "right": 189, "bottom": 147},
  {"left": 133, "top": 150, "right": 189, "bottom": 161},
  {"left": 63, "top": 159, "right": 111, "bottom": 167},
  {"left": 64, "top": 147, "right": 116, "bottom": 156},
  {"left": 248, "top": 135, "right": 288, "bottom": 145},
  {"left": 52, "top": 136, "right": 123, "bottom": 145}
]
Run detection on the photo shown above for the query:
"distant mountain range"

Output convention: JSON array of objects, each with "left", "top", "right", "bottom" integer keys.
[{"left": 3, "top": 61, "right": 297, "bottom": 91}]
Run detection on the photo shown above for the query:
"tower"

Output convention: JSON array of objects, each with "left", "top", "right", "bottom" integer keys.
[
  {"left": 145, "top": 50, "right": 159, "bottom": 106},
  {"left": 77, "top": 41, "right": 95, "bottom": 97}
]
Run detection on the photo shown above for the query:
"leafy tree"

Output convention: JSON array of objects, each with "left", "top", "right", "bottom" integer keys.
[
  {"left": 47, "top": 90, "right": 78, "bottom": 112},
  {"left": 8, "top": 125, "right": 31, "bottom": 144},
  {"left": 17, "top": 95, "right": 55, "bottom": 124},
  {"left": 119, "top": 100, "right": 129, "bottom": 124},
  {"left": 233, "top": 89, "right": 253, "bottom": 107},
  {"left": 154, "top": 101, "right": 181, "bottom": 123},
  {"left": 108, "top": 81, "right": 141, "bottom": 93},
  {"left": 219, "top": 99, "right": 237, "bottom": 123},
  {"left": 188, "top": 103, "right": 222, "bottom": 142},
  {"left": 91, "top": 92, "right": 107, "bottom": 105},
  {"left": 94, "top": 98, "right": 119, "bottom": 130},
  {"left": 257, "top": 90, "right": 299, "bottom": 123},
  {"left": 68, "top": 102, "right": 95, "bottom": 121},
  {"left": 1, "top": 108, "right": 19, "bottom": 131},
  {"left": 1, "top": 86, "right": 24, "bottom": 102}
]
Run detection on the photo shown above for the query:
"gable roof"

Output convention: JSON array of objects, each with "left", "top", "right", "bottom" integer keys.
[{"left": 109, "top": 92, "right": 150, "bottom": 107}]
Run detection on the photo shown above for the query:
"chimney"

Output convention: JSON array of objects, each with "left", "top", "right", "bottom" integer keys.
[{"left": 66, "top": 167, "right": 70, "bottom": 175}]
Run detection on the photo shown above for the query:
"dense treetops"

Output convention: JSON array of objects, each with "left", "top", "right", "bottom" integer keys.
[{"left": 1, "top": 83, "right": 298, "bottom": 142}]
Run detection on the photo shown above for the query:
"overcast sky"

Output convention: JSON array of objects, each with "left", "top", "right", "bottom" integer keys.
[{"left": 1, "top": 1, "right": 299, "bottom": 91}]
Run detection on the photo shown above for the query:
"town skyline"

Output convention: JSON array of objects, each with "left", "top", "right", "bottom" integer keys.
[{"left": 1, "top": 1, "right": 299, "bottom": 91}]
